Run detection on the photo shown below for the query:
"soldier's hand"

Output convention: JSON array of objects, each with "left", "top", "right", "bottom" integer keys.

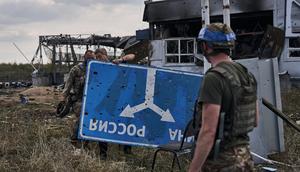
[{"left": 112, "top": 58, "right": 123, "bottom": 65}]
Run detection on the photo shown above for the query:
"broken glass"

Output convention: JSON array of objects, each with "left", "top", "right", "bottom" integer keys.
[
  {"left": 166, "top": 55, "right": 179, "bottom": 63},
  {"left": 180, "top": 55, "right": 195, "bottom": 63},
  {"left": 289, "top": 38, "right": 300, "bottom": 58},
  {"left": 180, "top": 40, "right": 194, "bottom": 54},
  {"left": 166, "top": 40, "right": 179, "bottom": 54}
]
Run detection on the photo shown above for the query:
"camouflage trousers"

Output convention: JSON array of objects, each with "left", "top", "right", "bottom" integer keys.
[
  {"left": 202, "top": 145, "right": 255, "bottom": 172},
  {"left": 70, "top": 101, "right": 132, "bottom": 156},
  {"left": 70, "top": 101, "right": 87, "bottom": 148}
]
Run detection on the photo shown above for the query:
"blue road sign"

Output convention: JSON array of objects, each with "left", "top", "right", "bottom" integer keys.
[{"left": 78, "top": 61, "right": 203, "bottom": 147}]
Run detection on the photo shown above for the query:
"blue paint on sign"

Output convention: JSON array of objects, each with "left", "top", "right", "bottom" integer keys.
[{"left": 79, "top": 61, "right": 203, "bottom": 147}]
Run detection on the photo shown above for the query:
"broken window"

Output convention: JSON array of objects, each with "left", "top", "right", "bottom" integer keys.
[
  {"left": 166, "top": 40, "right": 178, "bottom": 54},
  {"left": 166, "top": 55, "right": 179, "bottom": 63},
  {"left": 180, "top": 40, "right": 193, "bottom": 54},
  {"left": 288, "top": 38, "right": 300, "bottom": 58},
  {"left": 291, "top": 0, "right": 300, "bottom": 33},
  {"left": 165, "top": 38, "right": 196, "bottom": 64},
  {"left": 286, "top": 0, "right": 300, "bottom": 37}
]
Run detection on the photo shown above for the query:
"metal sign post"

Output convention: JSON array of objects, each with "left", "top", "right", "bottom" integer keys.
[
  {"left": 78, "top": 61, "right": 203, "bottom": 147},
  {"left": 201, "top": 0, "right": 211, "bottom": 73},
  {"left": 223, "top": 0, "right": 231, "bottom": 26}
]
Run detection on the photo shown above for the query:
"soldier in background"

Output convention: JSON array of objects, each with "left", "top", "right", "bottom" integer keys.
[
  {"left": 94, "top": 47, "right": 135, "bottom": 64},
  {"left": 94, "top": 48, "right": 135, "bottom": 160},
  {"left": 95, "top": 48, "right": 109, "bottom": 62},
  {"left": 63, "top": 50, "right": 95, "bottom": 148}
]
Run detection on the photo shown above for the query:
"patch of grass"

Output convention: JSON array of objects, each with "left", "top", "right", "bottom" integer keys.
[
  {"left": 267, "top": 88, "right": 300, "bottom": 172},
  {"left": 0, "top": 101, "right": 190, "bottom": 172}
]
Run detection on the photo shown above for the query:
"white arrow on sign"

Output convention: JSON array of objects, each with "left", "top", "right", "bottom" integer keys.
[{"left": 120, "top": 68, "right": 175, "bottom": 123}]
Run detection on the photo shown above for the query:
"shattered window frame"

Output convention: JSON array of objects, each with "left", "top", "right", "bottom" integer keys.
[
  {"left": 287, "top": 38, "right": 300, "bottom": 59},
  {"left": 164, "top": 38, "right": 196, "bottom": 64}
]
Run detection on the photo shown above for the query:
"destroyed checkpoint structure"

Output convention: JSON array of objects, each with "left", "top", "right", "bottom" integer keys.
[
  {"left": 30, "top": 0, "right": 299, "bottom": 160},
  {"left": 142, "top": 0, "right": 299, "bottom": 160}
]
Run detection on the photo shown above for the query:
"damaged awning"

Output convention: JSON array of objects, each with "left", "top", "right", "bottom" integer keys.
[{"left": 143, "top": 0, "right": 273, "bottom": 23}]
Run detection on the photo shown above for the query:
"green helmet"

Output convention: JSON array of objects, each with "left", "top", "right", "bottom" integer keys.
[{"left": 197, "top": 23, "right": 236, "bottom": 49}]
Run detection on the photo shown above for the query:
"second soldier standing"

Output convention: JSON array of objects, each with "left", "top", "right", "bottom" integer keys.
[{"left": 63, "top": 50, "right": 95, "bottom": 148}]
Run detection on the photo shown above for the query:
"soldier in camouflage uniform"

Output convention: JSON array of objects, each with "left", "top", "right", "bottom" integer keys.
[
  {"left": 189, "top": 23, "right": 259, "bottom": 172},
  {"left": 94, "top": 48, "right": 134, "bottom": 160},
  {"left": 63, "top": 50, "right": 95, "bottom": 147},
  {"left": 95, "top": 48, "right": 109, "bottom": 62}
]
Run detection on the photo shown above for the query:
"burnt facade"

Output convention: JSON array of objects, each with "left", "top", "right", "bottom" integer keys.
[
  {"left": 143, "top": 0, "right": 300, "bottom": 77},
  {"left": 142, "top": 0, "right": 300, "bottom": 161}
]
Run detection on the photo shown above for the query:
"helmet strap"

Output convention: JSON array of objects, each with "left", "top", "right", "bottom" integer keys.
[{"left": 201, "top": 42, "right": 220, "bottom": 58}]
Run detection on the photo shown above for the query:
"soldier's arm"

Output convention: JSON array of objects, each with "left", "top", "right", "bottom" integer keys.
[
  {"left": 189, "top": 103, "right": 220, "bottom": 172},
  {"left": 112, "top": 54, "right": 136, "bottom": 64},
  {"left": 62, "top": 69, "right": 75, "bottom": 100},
  {"left": 122, "top": 54, "right": 135, "bottom": 61}
]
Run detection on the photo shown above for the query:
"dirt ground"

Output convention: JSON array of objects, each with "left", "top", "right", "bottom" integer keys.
[
  {"left": 0, "top": 87, "right": 299, "bottom": 172},
  {"left": 269, "top": 88, "right": 300, "bottom": 172}
]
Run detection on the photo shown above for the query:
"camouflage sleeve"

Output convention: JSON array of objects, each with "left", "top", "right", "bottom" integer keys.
[{"left": 63, "top": 67, "right": 76, "bottom": 98}]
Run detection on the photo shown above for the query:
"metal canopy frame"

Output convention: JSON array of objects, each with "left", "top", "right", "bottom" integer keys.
[
  {"left": 33, "top": 34, "right": 133, "bottom": 84},
  {"left": 40, "top": 34, "right": 121, "bottom": 47}
]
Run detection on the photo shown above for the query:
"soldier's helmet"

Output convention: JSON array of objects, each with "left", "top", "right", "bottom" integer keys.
[{"left": 197, "top": 23, "right": 236, "bottom": 49}]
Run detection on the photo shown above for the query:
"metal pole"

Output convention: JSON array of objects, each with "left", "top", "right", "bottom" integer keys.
[
  {"left": 114, "top": 47, "right": 117, "bottom": 59},
  {"left": 39, "top": 36, "right": 43, "bottom": 62},
  {"left": 146, "top": 0, "right": 154, "bottom": 67},
  {"left": 52, "top": 45, "right": 57, "bottom": 84},
  {"left": 223, "top": 0, "right": 231, "bottom": 26},
  {"left": 201, "top": 0, "right": 210, "bottom": 27},
  {"left": 149, "top": 23, "right": 155, "bottom": 40},
  {"left": 262, "top": 98, "right": 300, "bottom": 133},
  {"left": 201, "top": 0, "right": 211, "bottom": 73},
  {"left": 222, "top": 0, "right": 232, "bottom": 57},
  {"left": 66, "top": 44, "right": 70, "bottom": 69},
  {"left": 70, "top": 44, "right": 77, "bottom": 64},
  {"left": 31, "top": 46, "right": 40, "bottom": 64},
  {"left": 12, "top": 42, "right": 38, "bottom": 71}
]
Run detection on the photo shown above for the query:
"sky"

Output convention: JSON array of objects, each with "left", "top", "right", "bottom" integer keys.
[{"left": 0, "top": 0, "right": 148, "bottom": 64}]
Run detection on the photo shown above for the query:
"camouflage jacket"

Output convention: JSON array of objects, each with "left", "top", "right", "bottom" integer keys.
[{"left": 63, "top": 63, "right": 86, "bottom": 101}]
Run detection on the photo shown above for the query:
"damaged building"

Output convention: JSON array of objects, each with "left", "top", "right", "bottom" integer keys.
[
  {"left": 143, "top": 0, "right": 300, "bottom": 78},
  {"left": 142, "top": 0, "right": 300, "bottom": 162}
]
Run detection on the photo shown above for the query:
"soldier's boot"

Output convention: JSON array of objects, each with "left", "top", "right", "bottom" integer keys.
[
  {"left": 70, "top": 135, "right": 82, "bottom": 149},
  {"left": 123, "top": 145, "right": 132, "bottom": 155},
  {"left": 99, "top": 141, "right": 108, "bottom": 160}
]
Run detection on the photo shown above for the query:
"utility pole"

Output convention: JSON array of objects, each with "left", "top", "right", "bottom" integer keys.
[
  {"left": 201, "top": 0, "right": 231, "bottom": 73},
  {"left": 201, "top": 0, "right": 211, "bottom": 73},
  {"left": 223, "top": 0, "right": 231, "bottom": 26},
  {"left": 12, "top": 42, "right": 38, "bottom": 71}
]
